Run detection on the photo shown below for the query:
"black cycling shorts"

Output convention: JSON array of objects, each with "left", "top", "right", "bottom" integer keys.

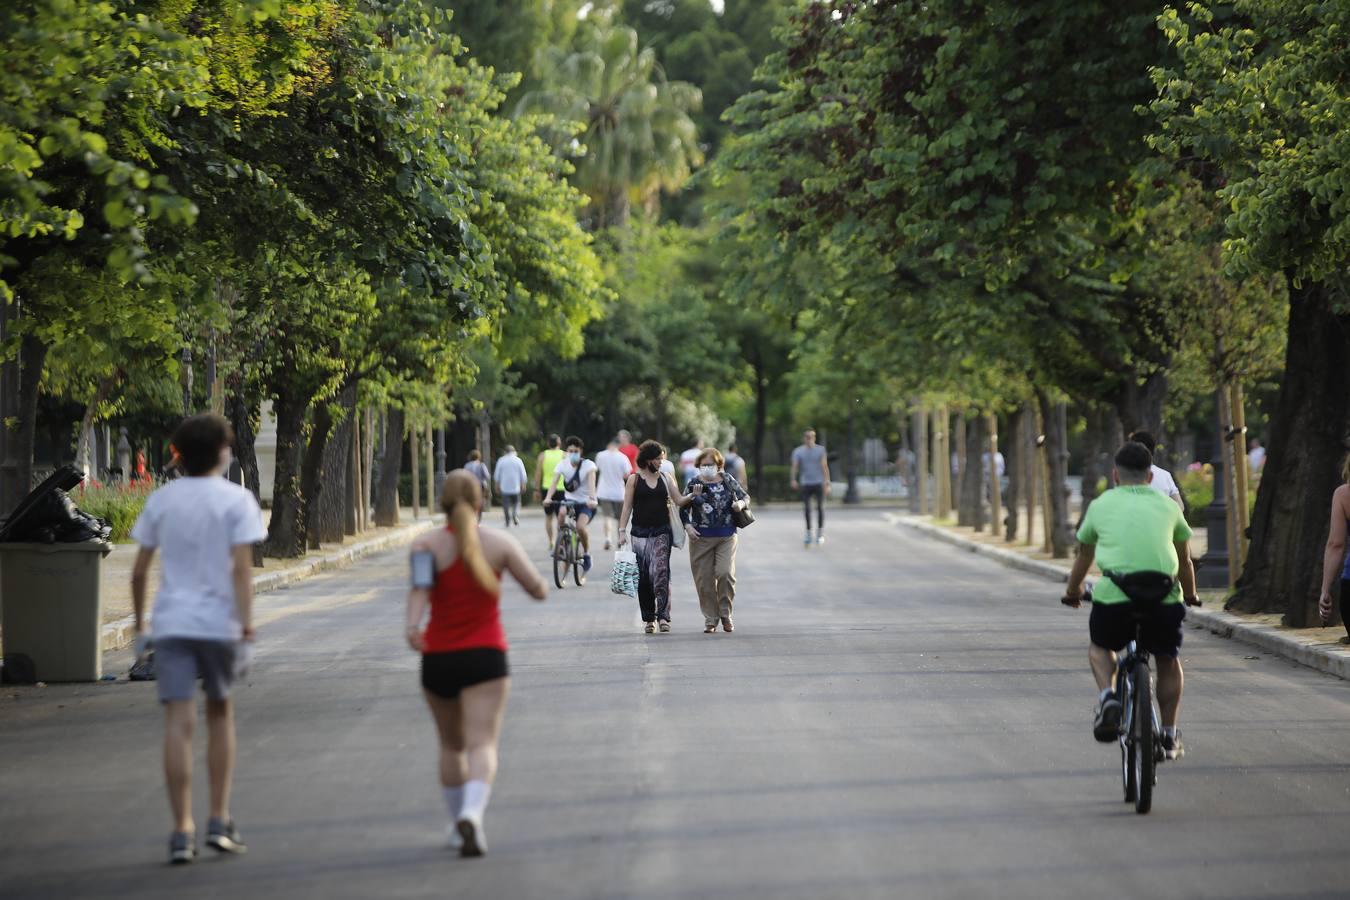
[
  {"left": 421, "top": 648, "right": 509, "bottom": 699},
  {"left": 1089, "top": 602, "right": 1186, "bottom": 658}
]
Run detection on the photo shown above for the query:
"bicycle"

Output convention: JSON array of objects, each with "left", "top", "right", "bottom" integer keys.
[
  {"left": 551, "top": 502, "right": 588, "bottom": 589},
  {"left": 1065, "top": 572, "right": 1200, "bottom": 815}
]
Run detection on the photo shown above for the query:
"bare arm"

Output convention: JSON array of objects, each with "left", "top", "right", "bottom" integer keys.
[
  {"left": 790, "top": 454, "right": 799, "bottom": 488},
  {"left": 505, "top": 537, "right": 549, "bottom": 600},
  {"left": 618, "top": 475, "right": 637, "bottom": 541},
  {"left": 1320, "top": 487, "right": 1348, "bottom": 619},
  {"left": 534, "top": 454, "right": 545, "bottom": 495},
  {"left": 1065, "top": 543, "right": 1096, "bottom": 603},
  {"left": 1175, "top": 541, "right": 1198, "bottom": 603},
  {"left": 232, "top": 544, "right": 255, "bottom": 636},
  {"left": 131, "top": 546, "right": 156, "bottom": 632},
  {"left": 665, "top": 472, "right": 693, "bottom": 508},
  {"left": 822, "top": 455, "right": 832, "bottom": 495},
  {"left": 585, "top": 467, "right": 598, "bottom": 505}
]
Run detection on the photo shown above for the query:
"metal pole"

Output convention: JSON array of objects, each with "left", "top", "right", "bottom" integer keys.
[
  {"left": 410, "top": 421, "right": 421, "bottom": 521},
  {"left": 915, "top": 405, "right": 929, "bottom": 516},
  {"left": 987, "top": 413, "right": 1002, "bottom": 541},
  {"left": 434, "top": 426, "right": 447, "bottom": 499},
  {"left": 1230, "top": 382, "right": 1251, "bottom": 570},
  {"left": 1197, "top": 389, "right": 1231, "bottom": 589},
  {"left": 179, "top": 347, "right": 194, "bottom": 417}
]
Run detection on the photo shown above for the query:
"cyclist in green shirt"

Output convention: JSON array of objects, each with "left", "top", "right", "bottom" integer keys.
[{"left": 1063, "top": 442, "right": 1199, "bottom": 760}]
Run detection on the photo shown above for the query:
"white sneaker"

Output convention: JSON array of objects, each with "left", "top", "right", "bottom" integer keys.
[
  {"left": 803, "top": 531, "right": 813, "bottom": 546},
  {"left": 445, "top": 823, "right": 462, "bottom": 849},
  {"left": 456, "top": 816, "right": 487, "bottom": 857},
  {"left": 816, "top": 533, "right": 826, "bottom": 545}
]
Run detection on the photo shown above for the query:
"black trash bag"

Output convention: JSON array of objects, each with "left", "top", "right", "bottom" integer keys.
[
  {"left": 0, "top": 653, "right": 38, "bottom": 685},
  {"left": 0, "top": 465, "right": 112, "bottom": 543}
]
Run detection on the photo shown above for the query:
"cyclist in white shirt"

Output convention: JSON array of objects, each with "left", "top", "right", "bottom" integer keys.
[
  {"left": 595, "top": 438, "right": 633, "bottom": 550},
  {"left": 1129, "top": 431, "right": 1185, "bottom": 511},
  {"left": 543, "top": 435, "right": 599, "bottom": 572}
]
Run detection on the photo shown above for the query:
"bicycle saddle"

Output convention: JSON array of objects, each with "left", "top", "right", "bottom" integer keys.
[{"left": 1102, "top": 570, "right": 1175, "bottom": 606}]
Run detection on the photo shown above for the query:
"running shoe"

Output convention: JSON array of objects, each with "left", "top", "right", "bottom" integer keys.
[
  {"left": 583, "top": 554, "right": 592, "bottom": 572},
  {"left": 803, "top": 531, "right": 812, "bottom": 546},
  {"left": 644, "top": 622, "right": 656, "bottom": 634},
  {"left": 1160, "top": 731, "right": 1185, "bottom": 760},
  {"left": 1093, "top": 694, "right": 1122, "bottom": 743},
  {"left": 457, "top": 816, "right": 487, "bottom": 858},
  {"left": 205, "top": 818, "right": 246, "bottom": 855},
  {"left": 721, "top": 617, "right": 734, "bottom": 633},
  {"left": 659, "top": 621, "right": 671, "bottom": 633},
  {"left": 169, "top": 831, "right": 195, "bottom": 865},
  {"left": 816, "top": 533, "right": 826, "bottom": 545}
]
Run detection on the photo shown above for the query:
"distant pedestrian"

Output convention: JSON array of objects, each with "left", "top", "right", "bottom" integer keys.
[
  {"left": 790, "top": 429, "right": 830, "bottom": 545},
  {"left": 617, "top": 429, "right": 639, "bottom": 471},
  {"left": 1317, "top": 454, "right": 1350, "bottom": 643},
  {"left": 1128, "top": 431, "right": 1185, "bottom": 512},
  {"left": 465, "top": 451, "right": 491, "bottom": 522},
  {"left": 682, "top": 448, "right": 751, "bottom": 633},
  {"left": 618, "top": 441, "right": 693, "bottom": 634},
  {"left": 724, "top": 442, "right": 747, "bottom": 485},
  {"left": 534, "top": 435, "right": 565, "bottom": 548},
  {"left": 406, "top": 470, "right": 548, "bottom": 857},
  {"left": 129, "top": 414, "right": 266, "bottom": 865},
  {"left": 595, "top": 438, "right": 633, "bottom": 550},
  {"left": 679, "top": 438, "right": 705, "bottom": 487},
  {"left": 493, "top": 446, "right": 528, "bottom": 528},
  {"left": 1248, "top": 437, "right": 1267, "bottom": 473}
]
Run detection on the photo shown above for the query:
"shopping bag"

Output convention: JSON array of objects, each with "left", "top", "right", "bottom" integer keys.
[{"left": 610, "top": 550, "right": 639, "bottom": 597}]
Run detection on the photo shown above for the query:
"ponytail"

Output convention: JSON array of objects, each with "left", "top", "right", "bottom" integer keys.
[{"left": 440, "top": 470, "right": 501, "bottom": 594}]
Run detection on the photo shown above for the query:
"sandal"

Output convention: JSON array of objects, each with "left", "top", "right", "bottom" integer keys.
[
  {"left": 659, "top": 621, "right": 671, "bottom": 633},
  {"left": 644, "top": 622, "right": 656, "bottom": 634},
  {"left": 704, "top": 623, "right": 717, "bottom": 633},
  {"left": 721, "top": 617, "right": 734, "bottom": 633}
]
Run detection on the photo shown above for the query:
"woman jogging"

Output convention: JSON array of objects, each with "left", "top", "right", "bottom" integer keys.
[
  {"left": 682, "top": 448, "right": 751, "bottom": 633},
  {"left": 405, "top": 470, "right": 548, "bottom": 857},
  {"left": 1318, "top": 454, "right": 1350, "bottom": 642},
  {"left": 618, "top": 441, "right": 693, "bottom": 634}
]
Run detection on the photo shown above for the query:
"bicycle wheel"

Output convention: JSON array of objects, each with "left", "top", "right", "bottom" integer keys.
[
  {"left": 553, "top": 528, "right": 569, "bottom": 589},
  {"left": 572, "top": 532, "right": 586, "bottom": 586},
  {"left": 1119, "top": 669, "right": 1136, "bottom": 802},
  {"left": 1133, "top": 660, "right": 1154, "bottom": 814}
]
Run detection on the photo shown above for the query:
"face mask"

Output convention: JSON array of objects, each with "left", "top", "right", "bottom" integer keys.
[
  {"left": 568, "top": 452, "right": 581, "bottom": 464},
  {"left": 700, "top": 465, "right": 717, "bottom": 479}
]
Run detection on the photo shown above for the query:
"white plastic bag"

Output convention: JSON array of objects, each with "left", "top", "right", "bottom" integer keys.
[{"left": 610, "top": 550, "right": 639, "bottom": 597}]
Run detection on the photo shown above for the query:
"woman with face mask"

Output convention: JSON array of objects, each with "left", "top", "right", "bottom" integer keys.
[
  {"left": 617, "top": 441, "right": 694, "bottom": 633},
  {"left": 680, "top": 448, "right": 751, "bottom": 633}
]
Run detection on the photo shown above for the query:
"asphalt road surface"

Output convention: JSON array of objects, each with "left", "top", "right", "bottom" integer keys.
[{"left": 2, "top": 507, "right": 1348, "bottom": 900}]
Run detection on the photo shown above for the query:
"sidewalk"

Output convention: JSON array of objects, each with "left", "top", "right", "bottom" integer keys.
[{"left": 887, "top": 512, "right": 1350, "bottom": 681}]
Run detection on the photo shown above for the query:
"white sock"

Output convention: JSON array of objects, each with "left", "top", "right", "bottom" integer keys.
[
  {"left": 460, "top": 780, "right": 492, "bottom": 821},
  {"left": 444, "top": 785, "right": 464, "bottom": 821},
  {"left": 1099, "top": 687, "right": 1114, "bottom": 703}
]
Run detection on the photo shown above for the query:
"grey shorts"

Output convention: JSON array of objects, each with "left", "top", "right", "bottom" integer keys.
[
  {"left": 155, "top": 638, "right": 237, "bottom": 703},
  {"left": 599, "top": 499, "right": 623, "bottom": 518}
]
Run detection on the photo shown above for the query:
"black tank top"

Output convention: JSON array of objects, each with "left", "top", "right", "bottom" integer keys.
[{"left": 632, "top": 474, "right": 670, "bottom": 528}]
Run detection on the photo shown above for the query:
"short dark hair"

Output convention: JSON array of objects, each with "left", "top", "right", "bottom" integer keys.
[
  {"left": 564, "top": 435, "right": 583, "bottom": 451},
  {"left": 172, "top": 414, "right": 233, "bottom": 476},
  {"left": 728, "top": 442, "right": 738, "bottom": 453},
  {"left": 1127, "top": 431, "right": 1157, "bottom": 455},
  {"left": 547, "top": 433, "right": 561, "bottom": 448},
  {"left": 1115, "top": 441, "right": 1153, "bottom": 478},
  {"left": 637, "top": 439, "right": 665, "bottom": 467}
]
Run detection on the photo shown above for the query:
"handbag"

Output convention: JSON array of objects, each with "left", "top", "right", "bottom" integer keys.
[
  {"left": 610, "top": 550, "right": 639, "bottom": 597},
  {"left": 732, "top": 504, "right": 755, "bottom": 529},
  {"left": 668, "top": 499, "right": 686, "bottom": 549}
]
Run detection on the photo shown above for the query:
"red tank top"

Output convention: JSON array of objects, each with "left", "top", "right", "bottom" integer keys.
[{"left": 422, "top": 529, "right": 507, "bottom": 654}]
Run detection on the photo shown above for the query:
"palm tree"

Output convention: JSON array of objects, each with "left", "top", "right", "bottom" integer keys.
[{"left": 516, "top": 22, "right": 703, "bottom": 229}]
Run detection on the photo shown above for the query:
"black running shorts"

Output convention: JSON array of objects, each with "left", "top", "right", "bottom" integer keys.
[
  {"left": 420, "top": 648, "right": 510, "bottom": 699},
  {"left": 1089, "top": 602, "right": 1186, "bottom": 658}
]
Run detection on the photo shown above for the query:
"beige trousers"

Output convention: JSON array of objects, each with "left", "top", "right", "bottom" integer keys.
[{"left": 689, "top": 534, "right": 738, "bottom": 624}]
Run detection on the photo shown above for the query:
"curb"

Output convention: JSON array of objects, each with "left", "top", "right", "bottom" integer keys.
[
  {"left": 100, "top": 517, "right": 441, "bottom": 652},
  {"left": 886, "top": 513, "right": 1350, "bottom": 682}
]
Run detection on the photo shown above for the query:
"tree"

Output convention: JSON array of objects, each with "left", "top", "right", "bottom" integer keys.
[{"left": 1151, "top": 2, "right": 1350, "bottom": 624}]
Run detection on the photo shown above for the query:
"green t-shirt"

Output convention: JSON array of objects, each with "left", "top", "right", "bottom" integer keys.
[
  {"left": 1075, "top": 485, "right": 1194, "bottom": 605},
  {"left": 538, "top": 448, "right": 565, "bottom": 490}
]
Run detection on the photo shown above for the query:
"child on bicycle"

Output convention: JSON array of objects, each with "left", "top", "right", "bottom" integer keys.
[{"left": 1062, "top": 442, "right": 1199, "bottom": 760}]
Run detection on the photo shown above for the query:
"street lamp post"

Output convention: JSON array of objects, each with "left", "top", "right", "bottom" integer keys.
[
  {"left": 1197, "top": 392, "right": 1230, "bottom": 589},
  {"left": 434, "top": 427, "right": 447, "bottom": 498},
  {"left": 844, "top": 405, "right": 861, "bottom": 505},
  {"left": 179, "top": 347, "right": 194, "bottom": 417}
]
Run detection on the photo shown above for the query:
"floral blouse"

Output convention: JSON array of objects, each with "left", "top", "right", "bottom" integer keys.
[{"left": 680, "top": 474, "right": 749, "bottom": 537}]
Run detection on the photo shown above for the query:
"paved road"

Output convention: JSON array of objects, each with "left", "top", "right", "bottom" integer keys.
[{"left": 2, "top": 508, "right": 1348, "bottom": 899}]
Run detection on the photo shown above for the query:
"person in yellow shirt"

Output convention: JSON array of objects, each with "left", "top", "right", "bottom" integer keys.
[{"left": 534, "top": 434, "right": 565, "bottom": 548}]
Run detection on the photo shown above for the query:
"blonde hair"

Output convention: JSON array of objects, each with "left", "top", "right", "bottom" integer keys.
[
  {"left": 697, "top": 448, "right": 725, "bottom": 469},
  {"left": 440, "top": 470, "right": 500, "bottom": 593}
]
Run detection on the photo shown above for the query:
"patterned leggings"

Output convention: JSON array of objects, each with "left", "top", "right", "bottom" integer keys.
[{"left": 630, "top": 528, "right": 673, "bottom": 623}]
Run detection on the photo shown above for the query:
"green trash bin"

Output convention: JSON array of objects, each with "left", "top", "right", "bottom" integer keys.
[{"left": 0, "top": 540, "right": 113, "bottom": 682}]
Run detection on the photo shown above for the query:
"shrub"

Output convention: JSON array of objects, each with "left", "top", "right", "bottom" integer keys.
[{"left": 73, "top": 481, "right": 154, "bottom": 542}]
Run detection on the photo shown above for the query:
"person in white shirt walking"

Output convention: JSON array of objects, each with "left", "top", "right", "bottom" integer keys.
[
  {"left": 1129, "top": 431, "right": 1185, "bottom": 511},
  {"left": 130, "top": 414, "right": 267, "bottom": 865},
  {"left": 595, "top": 438, "right": 633, "bottom": 550},
  {"left": 493, "top": 446, "right": 528, "bottom": 528}
]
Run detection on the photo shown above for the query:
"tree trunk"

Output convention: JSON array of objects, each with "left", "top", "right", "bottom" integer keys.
[
  {"left": 1078, "top": 405, "right": 1114, "bottom": 522},
  {"left": 6, "top": 332, "right": 49, "bottom": 504},
  {"left": 374, "top": 407, "right": 405, "bottom": 527},
  {"left": 752, "top": 350, "right": 768, "bottom": 497},
  {"left": 955, "top": 413, "right": 971, "bottom": 526},
  {"left": 1039, "top": 392, "right": 1073, "bottom": 558},
  {"left": 265, "top": 389, "right": 310, "bottom": 558},
  {"left": 1114, "top": 369, "right": 1169, "bottom": 440},
  {"left": 1025, "top": 403, "right": 1040, "bottom": 548},
  {"left": 960, "top": 417, "right": 985, "bottom": 531},
  {"left": 1004, "top": 408, "right": 1024, "bottom": 541},
  {"left": 308, "top": 383, "right": 357, "bottom": 547},
  {"left": 1229, "top": 279, "right": 1350, "bottom": 623},
  {"left": 226, "top": 387, "right": 265, "bottom": 567}
]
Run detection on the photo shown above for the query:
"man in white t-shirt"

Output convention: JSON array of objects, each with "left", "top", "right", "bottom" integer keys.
[
  {"left": 595, "top": 438, "right": 633, "bottom": 550},
  {"left": 493, "top": 445, "right": 529, "bottom": 527},
  {"left": 130, "top": 414, "right": 266, "bottom": 865},
  {"left": 679, "top": 439, "right": 704, "bottom": 487},
  {"left": 1248, "top": 437, "right": 1266, "bottom": 472},
  {"left": 543, "top": 435, "right": 599, "bottom": 572},
  {"left": 1129, "top": 431, "right": 1184, "bottom": 511}
]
